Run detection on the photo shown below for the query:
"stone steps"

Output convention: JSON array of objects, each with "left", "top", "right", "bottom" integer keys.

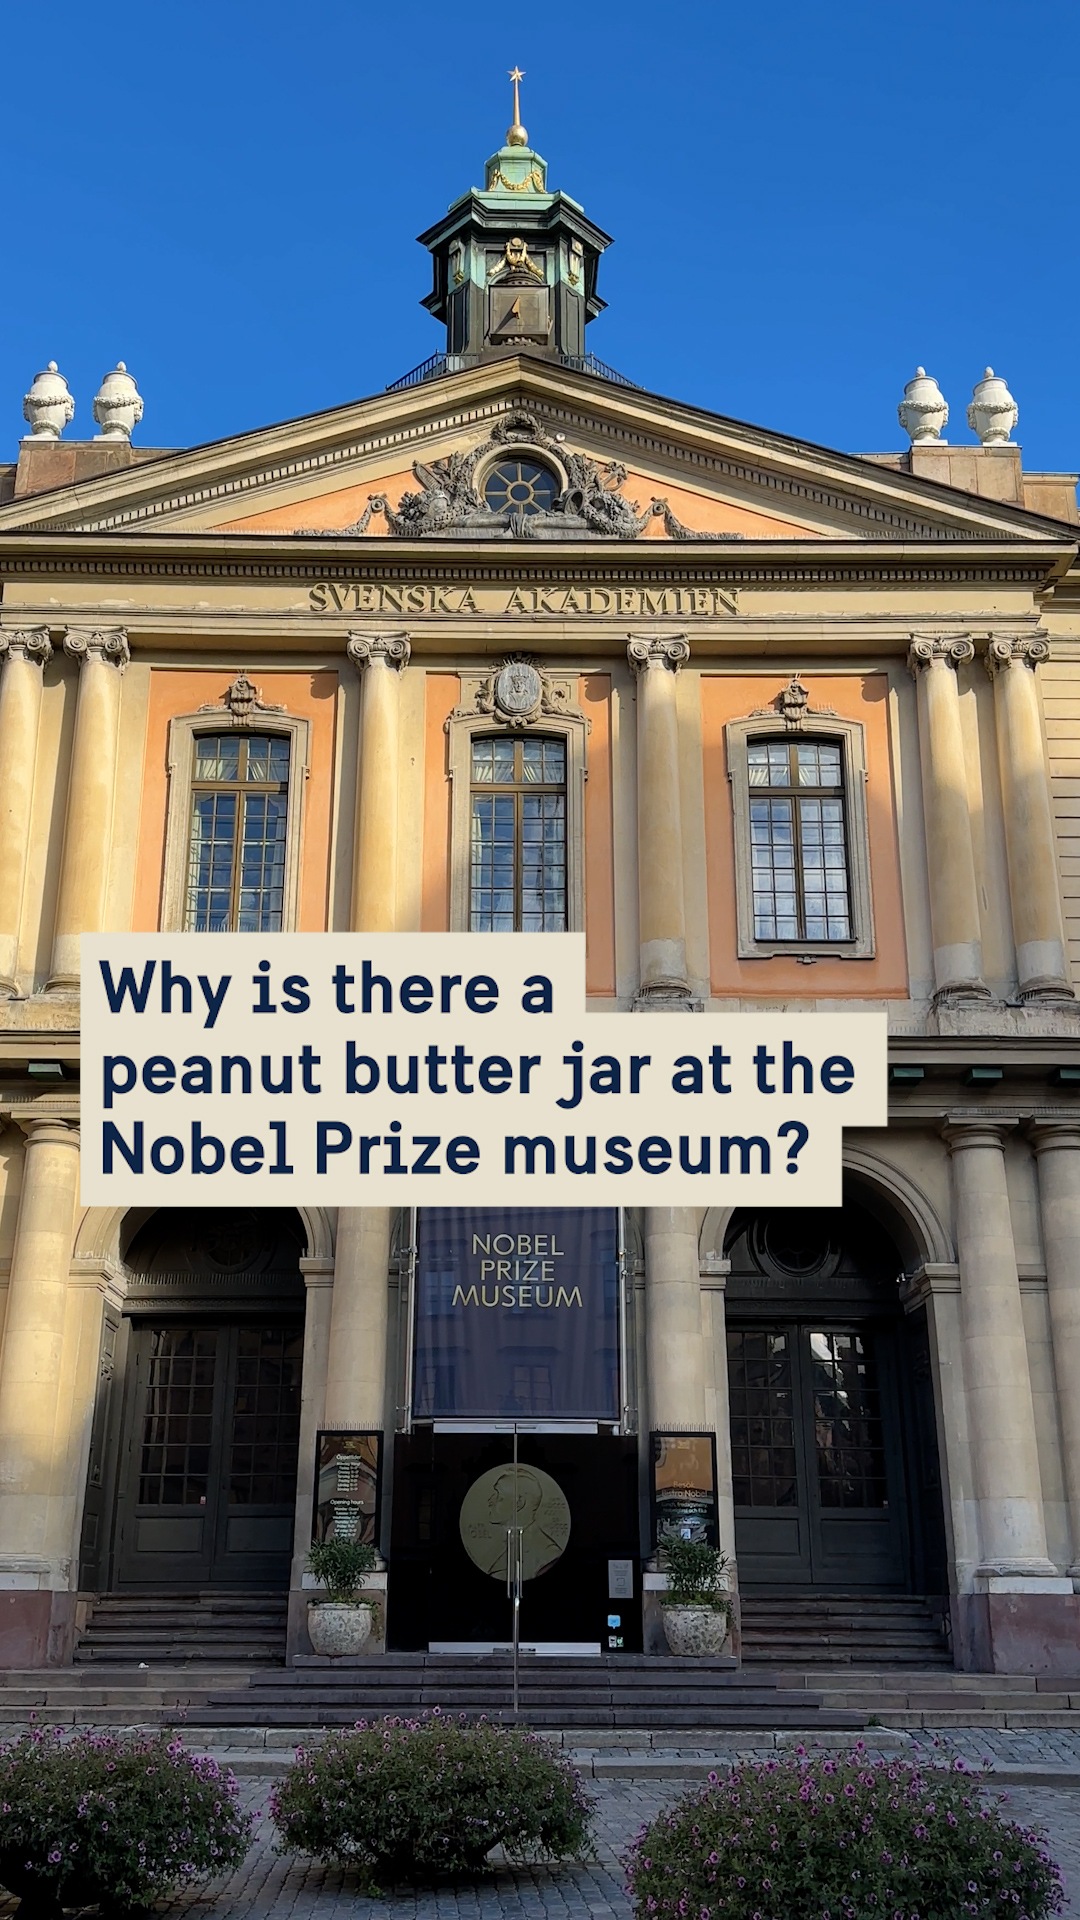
[
  {"left": 74, "top": 1590, "right": 288, "bottom": 1665},
  {"left": 739, "top": 1592, "right": 951, "bottom": 1667}
]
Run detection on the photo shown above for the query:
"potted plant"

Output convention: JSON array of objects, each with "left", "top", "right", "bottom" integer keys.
[
  {"left": 306, "top": 1536, "right": 378, "bottom": 1657},
  {"left": 657, "top": 1533, "right": 732, "bottom": 1656}
]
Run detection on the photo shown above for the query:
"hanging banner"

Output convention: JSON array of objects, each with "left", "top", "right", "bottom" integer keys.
[
  {"left": 80, "top": 931, "right": 887, "bottom": 1206},
  {"left": 412, "top": 1207, "right": 619, "bottom": 1421}
]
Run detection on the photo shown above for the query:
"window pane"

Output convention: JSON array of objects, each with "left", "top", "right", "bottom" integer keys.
[
  {"left": 472, "top": 737, "right": 515, "bottom": 784},
  {"left": 522, "top": 738, "right": 565, "bottom": 783},
  {"left": 797, "top": 742, "right": 842, "bottom": 787},
  {"left": 185, "top": 792, "right": 236, "bottom": 931},
  {"left": 470, "top": 795, "right": 516, "bottom": 930},
  {"left": 237, "top": 793, "right": 288, "bottom": 932},
  {"left": 246, "top": 736, "right": 291, "bottom": 784},
  {"left": 194, "top": 735, "right": 240, "bottom": 781}
]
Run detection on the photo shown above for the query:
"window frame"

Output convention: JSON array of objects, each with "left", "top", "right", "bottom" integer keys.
[
  {"left": 725, "top": 710, "right": 875, "bottom": 960},
  {"left": 468, "top": 732, "right": 569, "bottom": 932},
  {"left": 446, "top": 673, "right": 588, "bottom": 934},
  {"left": 161, "top": 707, "right": 310, "bottom": 933}
]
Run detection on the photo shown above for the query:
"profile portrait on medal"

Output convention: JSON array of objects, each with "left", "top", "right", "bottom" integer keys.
[{"left": 459, "top": 1464, "right": 571, "bottom": 1581}]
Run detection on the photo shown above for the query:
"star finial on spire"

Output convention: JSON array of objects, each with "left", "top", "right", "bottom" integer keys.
[{"left": 506, "top": 66, "right": 528, "bottom": 147}]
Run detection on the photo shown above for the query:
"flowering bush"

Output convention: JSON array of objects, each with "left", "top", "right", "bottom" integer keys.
[
  {"left": 271, "top": 1713, "right": 593, "bottom": 1890},
  {"left": 0, "top": 1727, "right": 252, "bottom": 1916},
  {"left": 624, "top": 1746, "right": 1064, "bottom": 1920}
]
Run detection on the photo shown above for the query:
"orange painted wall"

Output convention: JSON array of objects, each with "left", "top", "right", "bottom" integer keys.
[
  {"left": 132, "top": 670, "right": 339, "bottom": 931},
  {"left": 421, "top": 674, "right": 458, "bottom": 931},
  {"left": 701, "top": 673, "right": 909, "bottom": 998},
  {"left": 582, "top": 674, "right": 616, "bottom": 995},
  {"left": 218, "top": 470, "right": 818, "bottom": 539}
]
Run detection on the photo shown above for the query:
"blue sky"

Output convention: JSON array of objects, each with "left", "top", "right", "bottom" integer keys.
[{"left": 4, "top": 0, "right": 1078, "bottom": 475}]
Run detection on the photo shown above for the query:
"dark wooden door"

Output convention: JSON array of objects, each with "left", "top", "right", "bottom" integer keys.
[
  {"left": 116, "top": 1322, "right": 303, "bottom": 1587},
  {"left": 729, "top": 1322, "right": 908, "bottom": 1590}
]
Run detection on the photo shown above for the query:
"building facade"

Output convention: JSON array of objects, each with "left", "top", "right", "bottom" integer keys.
[{"left": 2, "top": 100, "right": 1080, "bottom": 1675}]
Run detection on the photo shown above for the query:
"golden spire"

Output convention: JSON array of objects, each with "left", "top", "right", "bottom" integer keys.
[{"left": 506, "top": 66, "right": 528, "bottom": 147}]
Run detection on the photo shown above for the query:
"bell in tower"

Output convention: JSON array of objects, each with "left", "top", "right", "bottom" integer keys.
[{"left": 417, "top": 71, "right": 612, "bottom": 371}]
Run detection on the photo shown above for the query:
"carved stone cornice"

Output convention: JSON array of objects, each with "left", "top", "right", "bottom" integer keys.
[
  {"left": 0, "top": 627, "right": 52, "bottom": 669},
  {"left": 908, "top": 632, "right": 975, "bottom": 677},
  {"left": 627, "top": 633, "right": 690, "bottom": 673},
  {"left": 346, "top": 631, "right": 411, "bottom": 673},
  {"left": 986, "top": 631, "right": 1052, "bottom": 677},
  {"left": 62, "top": 627, "right": 129, "bottom": 673}
]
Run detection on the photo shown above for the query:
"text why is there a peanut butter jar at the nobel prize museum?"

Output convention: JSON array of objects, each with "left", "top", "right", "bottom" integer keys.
[{"left": 80, "top": 933, "right": 887, "bottom": 1206}]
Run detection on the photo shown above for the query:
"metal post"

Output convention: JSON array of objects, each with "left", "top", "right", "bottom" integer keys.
[{"left": 400, "top": 1206, "right": 418, "bottom": 1433}]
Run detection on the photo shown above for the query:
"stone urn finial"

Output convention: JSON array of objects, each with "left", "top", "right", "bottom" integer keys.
[
  {"left": 967, "top": 367, "right": 1017, "bottom": 446},
  {"left": 898, "top": 366, "right": 949, "bottom": 445},
  {"left": 92, "top": 362, "right": 144, "bottom": 442},
  {"left": 22, "top": 361, "right": 75, "bottom": 441}
]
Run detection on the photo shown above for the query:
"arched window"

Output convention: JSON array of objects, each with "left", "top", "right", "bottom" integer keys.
[
  {"left": 747, "top": 737, "right": 851, "bottom": 941},
  {"left": 184, "top": 731, "right": 290, "bottom": 931},
  {"left": 469, "top": 733, "right": 567, "bottom": 930}
]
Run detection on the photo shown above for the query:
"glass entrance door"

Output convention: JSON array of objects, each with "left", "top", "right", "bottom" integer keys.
[
  {"left": 116, "top": 1322, "right": 303, "bottom": 1586},
  {"left": 728, "top": 1323, "right": 908, "bottom": 1589},
  {"left": 389, "top": 1430, "right": 640, "bottom": 1650}
]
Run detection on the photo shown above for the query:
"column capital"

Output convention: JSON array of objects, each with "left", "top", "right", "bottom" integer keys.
[
  {"left": 347, "top": 631, "right": 411, "bottom": 673},
  {"left": 627, "top": 633, "right": 690, "bottom": 674},
  {"left": 0, "top": 627, "right": 52, "bottom": 669},
  {"left": 942, "top": 1116, "right": 1015, "bottom": 1154},
  {"left": 986, "top": 631, "right": 1051, "bottom": 677},
  {"left": 1028, "top": 1121, "right": 1080, "bottom": 1156},
  {"left": 908, "top": 632, "right": 974, "bottom": 677},
  {"left": 12, "top": 1116, "right": 80, "bottom": 1148},
  {"left": 63, "top": 628, "right": 129, "bottom": 673}
]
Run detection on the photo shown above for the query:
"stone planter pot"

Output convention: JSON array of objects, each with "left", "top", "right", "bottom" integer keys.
[
  {"left": 307, "top": 1601, "right": 373, "bottom": 1657},
  {"left": 661, "top": 1604, "right": 730, "bottom": 1656}
]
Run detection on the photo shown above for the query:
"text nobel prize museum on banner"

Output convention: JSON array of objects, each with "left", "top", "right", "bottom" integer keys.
[{"left": 81, "top": 933, "right": 887, "bottom": 1206}]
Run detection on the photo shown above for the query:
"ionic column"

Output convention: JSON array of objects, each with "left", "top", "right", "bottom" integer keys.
[
  {"left": 1029, "top": 1124, "right": 1080, "bottom": 1570},
  {"left": 324, "top": 1208, "right": 392, "bottom": 1430},
  {"left": 987, "top": 634, "right": 1073, "bottom": 1000},
  {"left": 627, "top": 634, "right": 690, "bottom": 1002},
  {"left": 0, "top": 1120, "right": 81, "bottom": 1568},
  {"left": 47, "top": 628, "right": 129, "bottom": 990},
  {"left": 644, "top": 1208, "right": 706, "bottom": 1431},
  {"left": 0, "top": 628, "right": 52, "bottom": 994},
  {"left": 347, "top": 632, "right": 410, "bottom": 932},
  {"left": 908, "top": 635, "right": 989, "bottom": 1001},
  {"left": 944, "top": 1120, "right": 1055, "bottom": 1573}
]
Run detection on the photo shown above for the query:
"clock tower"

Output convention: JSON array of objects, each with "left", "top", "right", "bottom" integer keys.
[{"left": 416, "top": 71, "right": 613, "bottom": 370}]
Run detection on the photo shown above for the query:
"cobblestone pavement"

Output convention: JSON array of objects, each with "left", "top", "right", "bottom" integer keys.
[{"left": 0, "top": 1758, "right": 1077, "bottom": 1919}]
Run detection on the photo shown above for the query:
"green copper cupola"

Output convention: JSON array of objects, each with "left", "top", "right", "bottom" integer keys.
[{"left": 416, "top": 71, "right": 612, "bottom": 369}]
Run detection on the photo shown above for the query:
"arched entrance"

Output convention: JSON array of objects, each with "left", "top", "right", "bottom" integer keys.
[
  {"left": 724, "top": 1194, "right": 946, "bottom": 1596},
  {"left": 100, "top": 1208, "right": 307, "bottom": 1590}
]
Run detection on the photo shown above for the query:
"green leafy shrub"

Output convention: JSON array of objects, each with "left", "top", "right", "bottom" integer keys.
[
  {"left": 306, "top": 1535, "right": 376, "bottom": 1603},
  {"left": 659, "top": 1534, "right": 731, "bottom": 1615},
  {"left": 0, "top": 1727, "right": 252, "bottom": 1916},
  {"left": 271, "top": 1713, "right": 593, "bottom": 1889},
  {"left": 624, "top": 1746, "right": 1064, "bottom": 1920}
]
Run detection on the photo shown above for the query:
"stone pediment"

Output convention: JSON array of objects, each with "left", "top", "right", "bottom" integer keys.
[{"left": 0, "top": 353, "right": 1073, "bottom": 550}]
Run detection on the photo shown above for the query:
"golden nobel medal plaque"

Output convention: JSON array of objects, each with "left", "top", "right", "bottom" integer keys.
[{"left": 459, "top": 1465, "right": 571, "bottom": 1581}]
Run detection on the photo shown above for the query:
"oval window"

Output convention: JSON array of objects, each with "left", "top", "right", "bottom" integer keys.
[{"left": 483, "top": 458, "right": 558, "bottom": 515}]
